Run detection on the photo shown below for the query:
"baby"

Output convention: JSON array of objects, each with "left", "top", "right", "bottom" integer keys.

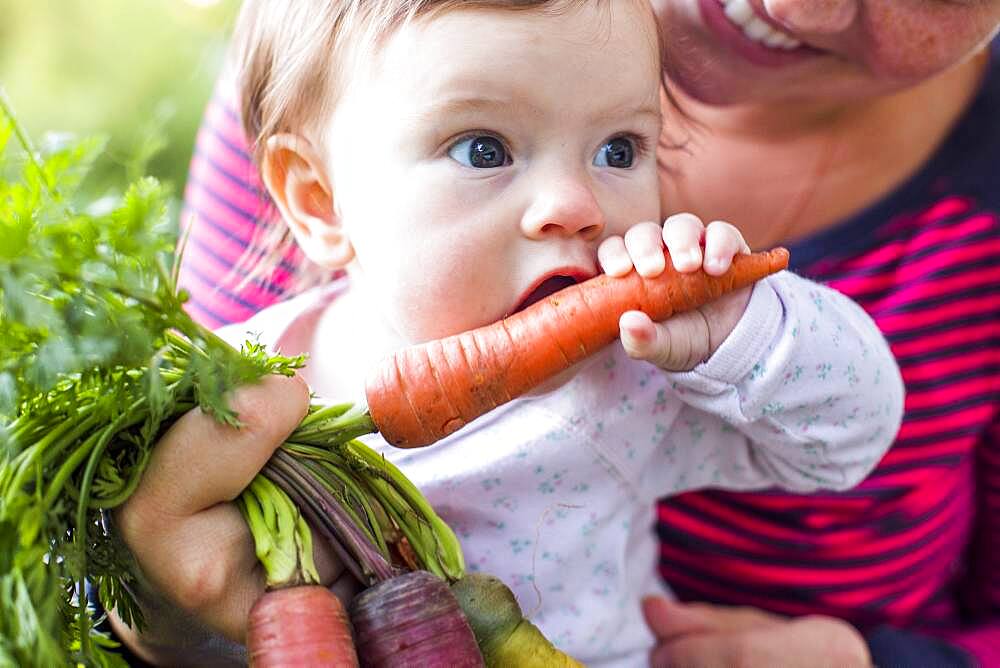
[{"left": 217, "top": 0, "right": 905, "bottom": 665}]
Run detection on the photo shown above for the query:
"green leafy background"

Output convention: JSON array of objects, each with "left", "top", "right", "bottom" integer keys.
[{"left": 0, "top": 0, "right": 239, "bottom": 201}]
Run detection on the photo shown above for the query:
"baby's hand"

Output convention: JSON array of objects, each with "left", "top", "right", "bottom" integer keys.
[{"left": 597, "top": 213, "right": 753, "bottom": 371}]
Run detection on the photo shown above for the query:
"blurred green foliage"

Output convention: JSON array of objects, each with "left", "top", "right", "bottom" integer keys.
[{"left": 0, "top": 0, "right": 239, "bottom": 202}]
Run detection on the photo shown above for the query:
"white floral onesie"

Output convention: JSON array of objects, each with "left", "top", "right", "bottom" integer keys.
[{"left": 222, "top": 271, "right": 904, "bottom": 667}]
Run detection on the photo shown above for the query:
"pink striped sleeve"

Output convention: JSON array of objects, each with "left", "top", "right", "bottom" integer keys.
[{"left": 178, "top": 71, "right": 322, "bottom": 328}]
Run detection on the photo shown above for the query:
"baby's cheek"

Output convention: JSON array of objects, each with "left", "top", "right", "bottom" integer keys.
[{"left": 390, "top": 281, "right": 501, "bottom": 343}]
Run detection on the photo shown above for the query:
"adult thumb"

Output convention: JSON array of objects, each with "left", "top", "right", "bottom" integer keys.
[{"left": 129, "top": 373, "right": 310, "bottom": 519}]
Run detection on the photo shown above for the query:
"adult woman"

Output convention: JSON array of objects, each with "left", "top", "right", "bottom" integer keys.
[
  {"left": 118, "top": 1, "right": 1000, "bottom": 665},
  {"left": 642, "top": 3, "right": 1000, "bottom": 666}
]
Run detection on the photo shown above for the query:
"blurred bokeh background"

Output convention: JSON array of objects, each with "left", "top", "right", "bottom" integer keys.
[{"left": 0, "top": 0, "right": 240, "bottom": 200}]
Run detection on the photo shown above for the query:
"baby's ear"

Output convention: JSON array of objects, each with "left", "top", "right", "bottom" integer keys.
[{"left": 261, "top": 134, "right": 354, "bottom": 269}]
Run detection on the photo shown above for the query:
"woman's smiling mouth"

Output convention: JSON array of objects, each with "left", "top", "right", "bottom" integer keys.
[
  {"left": 718, "top": 0, "right": 801, "bottom": 50},
  {"left": 698, "top": 0, "right": 819, "bottom": 68}
]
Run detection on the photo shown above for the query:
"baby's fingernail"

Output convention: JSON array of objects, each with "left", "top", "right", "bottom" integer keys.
[
  {"left": 621, "top": 334, "right": 646, "bottom": 359},
  {"left": 606, "top": 257, "right": 632, "bottom": 276},
  {"left": 620, "top": 315, "right": 649, "bottom": 354},
  {"left": 706, "top": 258, "right": 726, "bottom": 273},
  {"left": 672, "top": 250, "right": 698, "bottom": 270},
  {"left": 636, "top": 255, "right": 666, "bottom": 277}
]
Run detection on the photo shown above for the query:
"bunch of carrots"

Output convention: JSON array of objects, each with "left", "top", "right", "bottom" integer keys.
[{"left": 0, "top": 101, "right": 787, "bottom": 666}]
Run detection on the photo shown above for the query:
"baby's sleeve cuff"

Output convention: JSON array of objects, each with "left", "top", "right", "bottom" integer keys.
[{"left": 670, "top": 276, "right": 784, "bottom": 388}]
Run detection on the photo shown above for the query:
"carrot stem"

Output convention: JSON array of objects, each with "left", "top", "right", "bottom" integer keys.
[
  {"left": 265, "top": 451, "right": 396, "bottom": 584},
  {"left": 237, "top": 476, "right": 320, "bottom": 588}
]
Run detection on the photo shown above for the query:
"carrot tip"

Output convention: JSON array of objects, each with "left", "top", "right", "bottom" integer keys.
[{"left": 768, "top": 247, "right": 790, "bottom": 272}]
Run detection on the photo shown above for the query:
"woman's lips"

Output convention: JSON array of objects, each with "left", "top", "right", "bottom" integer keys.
[{"left": 697, "top": 0, "right": 821, "bottom": 68}]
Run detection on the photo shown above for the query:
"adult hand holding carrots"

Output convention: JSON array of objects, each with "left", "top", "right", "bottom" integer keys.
[
  {"left": 107, "top": 375, "right": 352, "bottom": 663},
  {"left": 598, "top": 213, "right": 754, "bottom": 372}
]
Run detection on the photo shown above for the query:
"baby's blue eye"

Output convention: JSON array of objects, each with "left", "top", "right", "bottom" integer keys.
[
  {"left": 448, "top": 135, "right": 510, "bottom": 169},
  {"left": 594, "top": 136, "right": 636, "bottom": 169}
]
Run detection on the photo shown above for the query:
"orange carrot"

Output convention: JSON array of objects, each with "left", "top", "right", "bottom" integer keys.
[
  {"left": 247, "top": 586, "right": 359, "bottom": 668},
  {"left": 367, "top": 247, "right": 789, "bottom": 447}
]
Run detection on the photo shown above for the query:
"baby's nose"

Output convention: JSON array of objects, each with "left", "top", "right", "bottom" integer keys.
[
  {"left": 762, "top": 0, "right": 857, "bottom": 34},
  {"left": 520, "top": 177, "right": 605, "bottom": 241}
]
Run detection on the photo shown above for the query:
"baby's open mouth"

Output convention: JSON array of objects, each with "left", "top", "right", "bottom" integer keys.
[{"left": 513, "top": 275, "right": 580, "bottom": 314}]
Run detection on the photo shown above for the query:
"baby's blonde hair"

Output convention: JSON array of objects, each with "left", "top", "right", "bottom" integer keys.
[{"left": 233, "top": 0, "right": 629, "bottom": 164}]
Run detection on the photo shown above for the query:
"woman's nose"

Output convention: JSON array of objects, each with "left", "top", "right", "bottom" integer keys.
[
  {"left": 762, "top": 0, "right": 857, "bottom": 34},
  {"left": 520, "top": 177, "right": 605, "bottom": 241}
]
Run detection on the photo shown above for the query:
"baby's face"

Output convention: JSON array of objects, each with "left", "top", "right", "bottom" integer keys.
[{"left": 323, "top": 1, "right": 663, "bottom": 344}]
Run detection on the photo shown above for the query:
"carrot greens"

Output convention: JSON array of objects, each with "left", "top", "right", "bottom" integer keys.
[
  {"left": 0, "top": 101, "right": 463, "bottom": 667},
  {"left": 0, "top": 92, "right": 291, "bottom": 664}
]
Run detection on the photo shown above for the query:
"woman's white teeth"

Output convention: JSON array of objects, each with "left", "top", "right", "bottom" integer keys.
[
  {"left": 723, "top": 0, "right": 753, "bottom": 24},
  {"left": 719, "top": 0, "right": 802, "bottom": 50}
]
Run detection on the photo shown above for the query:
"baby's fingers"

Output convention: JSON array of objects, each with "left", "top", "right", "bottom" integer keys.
[
  {"left": 704, "top": 220, "right": 751, "bottom": 275},
  {"left": 598, "top": 221, "right": 668, "bottom": 278},
  {"left": 620, "top": 310, "right": 710, "bottom": 372},
  {"left": 662, "top": 213, "right": 706, "bottom": 272},
  {"left": 624, "top": 222, "right": 667, "bottom": 277},
  {"left": 597, "top": 235, "right": 632, "bottom": 277}
]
